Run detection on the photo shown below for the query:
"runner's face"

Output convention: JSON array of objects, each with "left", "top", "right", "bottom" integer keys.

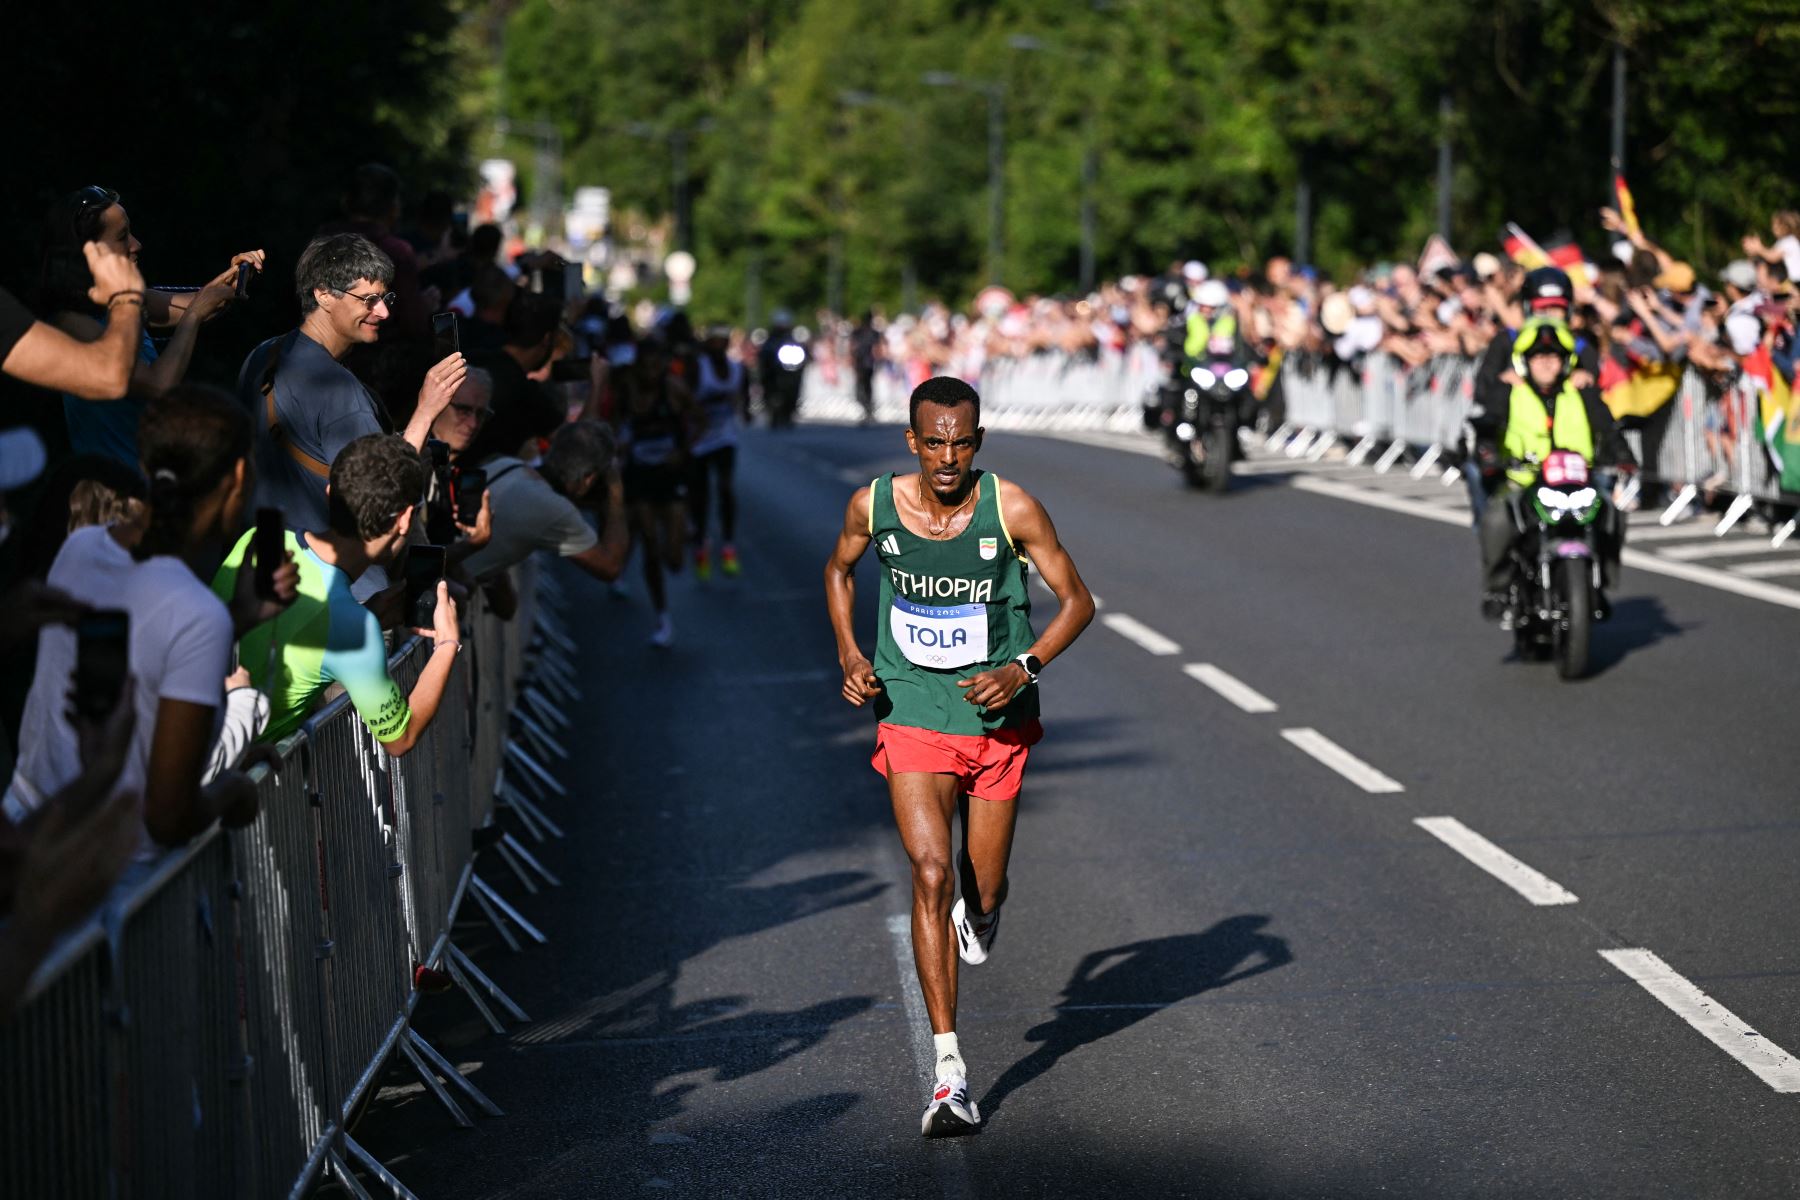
[{"left": 907, "top": 400, "right": 982, "bottom": 500}]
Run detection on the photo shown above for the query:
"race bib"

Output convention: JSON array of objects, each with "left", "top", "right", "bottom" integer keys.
[{"left": 890, "top": 596, "right": 988, "bottom": 670}]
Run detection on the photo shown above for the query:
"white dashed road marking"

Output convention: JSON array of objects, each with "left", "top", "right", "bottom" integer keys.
[
  {"left": 1600, "top": 948, "right": 1800, "bottom": 1092},
  {"left": 1100, "top": 613, "right": 1181, "bottom": 656},
  {"left": 1279, "top": 728, "right": 1405, "bottom": 793},
  {"left": 1182, "top": 663, "right": 1278, "bottom": 713},
  {"left": 1413, "top": 817, "right": 1578, "bottom": 906}
]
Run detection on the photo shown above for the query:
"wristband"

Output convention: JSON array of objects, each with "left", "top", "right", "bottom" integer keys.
[
  {"left": 106, "top": 290, "right": 147, "bottom": 307},
  {"left": 434, "top": 640, "right": 462, "bottom": 655}
]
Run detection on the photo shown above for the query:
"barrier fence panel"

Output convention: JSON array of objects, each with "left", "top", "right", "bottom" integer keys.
[
  {"left": 230, "top": 736, "right": 334, "bottom": 1200},
  {"left": 3, "top": 574, "right": 541, "bottom": 1199}
]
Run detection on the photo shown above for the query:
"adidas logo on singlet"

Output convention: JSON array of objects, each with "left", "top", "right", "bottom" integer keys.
[{"left": 880, "top": 534, "right": 901, "bottom": 555}]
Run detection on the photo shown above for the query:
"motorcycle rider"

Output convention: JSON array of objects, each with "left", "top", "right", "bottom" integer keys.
[
  {"left": 758, "top": 310, "right": 806, "bottom": 429},
  {"left": 1467, "top": 267, "right": 1602, "bottom": 521},
  {"left": 1182, "top": 279, "right": 1241, "bottom": 362},
  {"left": 1478, "top": 316, "right": 1630, "bottom": 623}
]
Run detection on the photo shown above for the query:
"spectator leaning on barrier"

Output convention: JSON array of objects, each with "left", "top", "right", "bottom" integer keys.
[
  {"left": 212, "top": 434, "right": 463, "bottom": 753},
  {"left": 0, "top": 244, "right": 144, "bottom": 400},
  {"left": 239, "top": 233, "right": 466, "bottom": 559},
  {"left": 455, "top": 420, "right": 629, "bottom": 617},
  {"left": 4, "top": 385, "right": 289, "bottom": 858},
  {"left": 38, "top": 185, "right": 264, "bottom": 468}
]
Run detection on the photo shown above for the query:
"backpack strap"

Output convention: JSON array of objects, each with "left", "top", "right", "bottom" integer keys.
[{"left": 261, "top": 334, "right": 331, "bottom": 480}]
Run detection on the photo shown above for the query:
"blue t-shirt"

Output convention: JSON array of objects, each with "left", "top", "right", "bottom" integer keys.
[
  {"left": 238, "top": 329, "right": 394, "bottom": 597},
  {"left": 63, "top": 327, "right": 156, "bottom": 469}
]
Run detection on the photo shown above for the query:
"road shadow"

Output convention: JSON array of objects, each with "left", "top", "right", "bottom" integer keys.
[
  {"left": 979, "top": 915, "right": 1292, "bottom": 1118},
  {"left": 1589, "top": 594, "right": 1688, "bottom": 674}
]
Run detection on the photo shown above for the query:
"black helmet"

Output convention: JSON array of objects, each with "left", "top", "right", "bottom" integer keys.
[{"left": 1522, "top": 266, "right": 1573, "bottom": 313}]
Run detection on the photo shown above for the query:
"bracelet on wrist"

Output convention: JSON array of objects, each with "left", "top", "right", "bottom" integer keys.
[
  {"left": 434, "top": 639, "right": 462, "bottom": 654},
  {"left": 106, "top": 289, "right": 147, "bottom": 306}
]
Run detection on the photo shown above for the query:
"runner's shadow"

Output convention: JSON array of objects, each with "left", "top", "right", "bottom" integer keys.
[{"left": 979, "top": 915, "right": 1291, "bottom": 1118}]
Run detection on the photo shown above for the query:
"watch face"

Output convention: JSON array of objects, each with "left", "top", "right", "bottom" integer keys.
[{"left": 1022, "top": 654, "right": 1042, "bottom": 677}]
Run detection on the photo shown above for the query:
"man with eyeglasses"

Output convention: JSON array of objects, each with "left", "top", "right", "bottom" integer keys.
[{"left": 237, "top": 232, "right": 465, "bottom": 596}]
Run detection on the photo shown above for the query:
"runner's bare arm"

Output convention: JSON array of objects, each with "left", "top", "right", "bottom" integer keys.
[
  {"left": 825, "top": 487, "right": 883, "bottom": 706},
  {"left": 957, "top": 482, "right": 1095, "bottom": 709}
]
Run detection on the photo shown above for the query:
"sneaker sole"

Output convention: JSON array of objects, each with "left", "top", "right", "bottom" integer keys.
[
  {"left": 921, "top": 1101, "right": 981, "bottom": 1138},
  {"left": 950, "top": 899, "right": 988, "bottom": 966}
]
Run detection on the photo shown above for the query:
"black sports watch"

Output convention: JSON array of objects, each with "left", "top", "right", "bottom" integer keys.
[{"left": 1015, "top": 653, "right": 1042, "bottom": 684}]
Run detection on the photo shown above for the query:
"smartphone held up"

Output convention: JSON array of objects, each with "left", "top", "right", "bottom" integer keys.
[{"left": 405, "top": 546, "right": 447, "bottom": 631}]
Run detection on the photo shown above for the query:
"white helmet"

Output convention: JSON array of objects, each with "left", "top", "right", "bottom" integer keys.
[{"left": 1195, "top": 279, "right": 1230, "bottom": 309}]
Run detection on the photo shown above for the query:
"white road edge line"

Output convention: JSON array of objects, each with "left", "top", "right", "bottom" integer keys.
[
  {"left": 1279, "top": 727, "right": 1404, "bottom": 793},
  {"left": 886, "top": 913, "right": 977, "bottom": 1196},
  {"left": 1183, "top": 663, "right": 1278, "bottom": 713},
  {"left": 1101, "top": 613, "right": 1181, "bottom": 656},
  {"left": 1599, "top": 947, "right": 1800, "bottom": 1093},
  {"left": 1292, "top": 474, "right": 1800, "bottom": 613},
  {"left": 1413, "top": 816, "right": 1577, "bottom": 906}
]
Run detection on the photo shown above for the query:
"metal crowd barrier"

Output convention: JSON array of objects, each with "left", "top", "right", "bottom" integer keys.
[
  {"left": 797, "top": 343, "right": 1160, "bottom": 432},
  {"left": 1, "top": 557, "right": 581, "bottom": 1199}
]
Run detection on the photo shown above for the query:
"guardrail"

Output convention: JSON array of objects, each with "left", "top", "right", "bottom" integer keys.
[
  {"left": 1274, "top": 351, "right": 1796, "bottom": 538},
  {"left": 1, "top": 556, "right": 575, "bottom": 1199},
  {"left": 800, "top": 344, "right": 1796, "bottom": 542}
]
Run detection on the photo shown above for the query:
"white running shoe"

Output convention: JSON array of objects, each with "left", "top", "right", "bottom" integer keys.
[
  {"left": 950, "top": 897, "right": 1000, "bottom": 966},
  {"left": 920, "top": 1074, "right": 981, "bottom": 1138},
  {"left": 650, "top": 614, "right": 674, "bottom": 648}
]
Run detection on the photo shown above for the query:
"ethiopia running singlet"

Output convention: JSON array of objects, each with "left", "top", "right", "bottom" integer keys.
[{"left": 871, "top": 470, "right": 1037, "bottom": 736}]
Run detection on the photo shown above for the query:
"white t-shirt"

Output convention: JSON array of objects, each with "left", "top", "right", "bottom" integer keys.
[
  {"left": 1775, "top": 235, "right": 1800, "bottom": 285},
  {"left": 458, "top": 457, "right": 598, "bottom": 578},
  {"left": 4, "top": 525, "right": 233, "bottom": 861}
]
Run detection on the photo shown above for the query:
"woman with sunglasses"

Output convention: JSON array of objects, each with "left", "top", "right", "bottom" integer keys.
[{"left": 38, "top": 185, "right": 264, "bottom": 469}]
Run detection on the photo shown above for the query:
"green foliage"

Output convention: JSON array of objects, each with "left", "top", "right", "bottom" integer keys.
[{"left": 495, "top": 0, "right": 1800, "bottom": 314}]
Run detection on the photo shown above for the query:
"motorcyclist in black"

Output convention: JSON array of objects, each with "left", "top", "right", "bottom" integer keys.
[{"left": 758, "top": 311, "right": 806, "bottom": 429}]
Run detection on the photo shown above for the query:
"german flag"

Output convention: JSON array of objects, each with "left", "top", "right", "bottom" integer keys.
[{"left": 1614, "top": 175, "right": 1641, "bottom": 240}]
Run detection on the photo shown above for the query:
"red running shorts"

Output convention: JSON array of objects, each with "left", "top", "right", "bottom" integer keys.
[{"left": 871, "top": 720, "right": 1044, "bottom": 802}]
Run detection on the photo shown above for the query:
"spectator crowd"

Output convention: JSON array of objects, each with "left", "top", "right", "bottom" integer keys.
[{"left": 0, "top": 166, "right": 746, "bottom": 1015}]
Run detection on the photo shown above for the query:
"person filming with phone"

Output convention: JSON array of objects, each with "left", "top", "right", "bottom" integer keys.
[
  {"left": 211, "top": 434, "right": 462, "bottom": 755},
  {"left": 238, "top": 233, "right": 466, "bottom": 601}
]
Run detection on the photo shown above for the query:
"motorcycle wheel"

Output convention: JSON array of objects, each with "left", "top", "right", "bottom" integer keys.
[
  {"left": 1202, "top": 426, "right": 1231, "bottom": 491},
  {"left": 1554, "top": 559, "right": 1592, "bottom": 681}
]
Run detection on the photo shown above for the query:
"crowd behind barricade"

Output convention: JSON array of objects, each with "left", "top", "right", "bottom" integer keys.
[
  {"left": 806, "top": 209, "right": 1800, "bottom": 520},
  {"left": 0, "top": 164, "right": 773, "bottom": 1041}
]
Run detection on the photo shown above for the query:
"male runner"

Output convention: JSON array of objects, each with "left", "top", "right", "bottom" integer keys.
[{"left": 824, "top": 376, "right": 1094, "bottom": 1137}]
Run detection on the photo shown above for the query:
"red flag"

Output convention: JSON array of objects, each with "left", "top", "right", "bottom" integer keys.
[
  {"left": 1545, "top": 242, "right": 1592, "bottom": 290},
  {"left": 1501, "top": 223, "right": 1551, "bottom": 269}
]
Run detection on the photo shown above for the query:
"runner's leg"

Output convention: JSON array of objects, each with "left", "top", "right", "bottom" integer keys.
[
  {"left": 716, "top": 446, "right": 738, "bottom": 543},
  {"left": 957, "top": 792, "right": 1020, "bottom": 919},
  {"left": 687, "top": 454, "right": 712, "bottom": 546},
  {"left": 632, "top": 502, "right": 667, "bottom": 612},
  {"left": 658, "top": 500, "right": 686, "bottom": 573},
  {"left": 889, "top": 770, "right": 962, "bottom": 1033}
]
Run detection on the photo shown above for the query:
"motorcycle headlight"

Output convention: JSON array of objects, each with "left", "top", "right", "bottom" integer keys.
[
  {"left": 1534, "top": 486, "right": 1602, "bottom": 524},
  {"left": 777, "top": 344, "right": 805, "bottom": 368},
  {"left": 1175, "top": 422, "right": 1196, "bottom": 440},
  {"left": 1191, "top": 367, "right": 1216, "bottom": 388},
  {"left": 1536, "top": 486, "right": 1573, "bottom": 513},
  {"left": 1223, "top": 368, "right": 1249, "bottom": 390}
]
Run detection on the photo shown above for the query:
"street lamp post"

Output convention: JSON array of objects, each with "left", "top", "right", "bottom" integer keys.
[{"left": 922, "top": 70, "right": 1006, "bottom": 286}]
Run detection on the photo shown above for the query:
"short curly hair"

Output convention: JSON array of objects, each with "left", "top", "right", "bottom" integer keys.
[
  {"left": 295, "top": 233, "right": 394, "bottom": 315},
  {"left": 328, "top": 434, "right": 423, "bottom": 540},
  {"left": 909, "top": 376, "right": 981, "bottom": 430}
]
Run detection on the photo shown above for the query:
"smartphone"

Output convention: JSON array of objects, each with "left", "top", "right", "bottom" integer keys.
[
  {"left": 253, "top": 508, "right": 285, "bottom": 601},
  {"left": 452, "top": 467, "right": 488, "bottom": 526},
  {"left": 431, "top": 311, "right": 460, "bottom": 364},
  {"left": 74, "top": 610, "right": 131, "bottom": 722},
  {"left": 405, "top": 546, "right": 448, "bottom": 631},
  {"left": 235, "top": 261, "right": 254, "bottom": 300}
]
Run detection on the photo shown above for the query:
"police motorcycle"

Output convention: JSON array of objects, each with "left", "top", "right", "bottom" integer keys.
[
  {"left": 1502, "top": 449, "right": 1610, "bottom": 680},
  {"left": 759, "top": 311, "right": 808, "bottom": 429}
]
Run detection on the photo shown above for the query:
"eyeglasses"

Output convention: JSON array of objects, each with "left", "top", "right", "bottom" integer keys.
[
  {"left": 332, "top": 288, "right": 398, "bottom": 312},
  {"left": 447, "top": 401, "right": 490, "bottom": 423}
]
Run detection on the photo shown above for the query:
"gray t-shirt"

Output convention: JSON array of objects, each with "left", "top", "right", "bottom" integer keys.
[
  {"left": 459, "top": 456, "right": 597, "bottom": 578},
  {"left": 239, "top": 329, "right": 392, "bottom": 596}
]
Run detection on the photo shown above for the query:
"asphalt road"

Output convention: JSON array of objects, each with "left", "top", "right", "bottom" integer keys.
[{"left": 353, "top": 421, "right": 1800, "bottom": 1199}]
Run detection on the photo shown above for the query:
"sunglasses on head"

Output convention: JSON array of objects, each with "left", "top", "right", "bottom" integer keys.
[{"left": 69, "top": 185, "right": 120, "bottom": 238}]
